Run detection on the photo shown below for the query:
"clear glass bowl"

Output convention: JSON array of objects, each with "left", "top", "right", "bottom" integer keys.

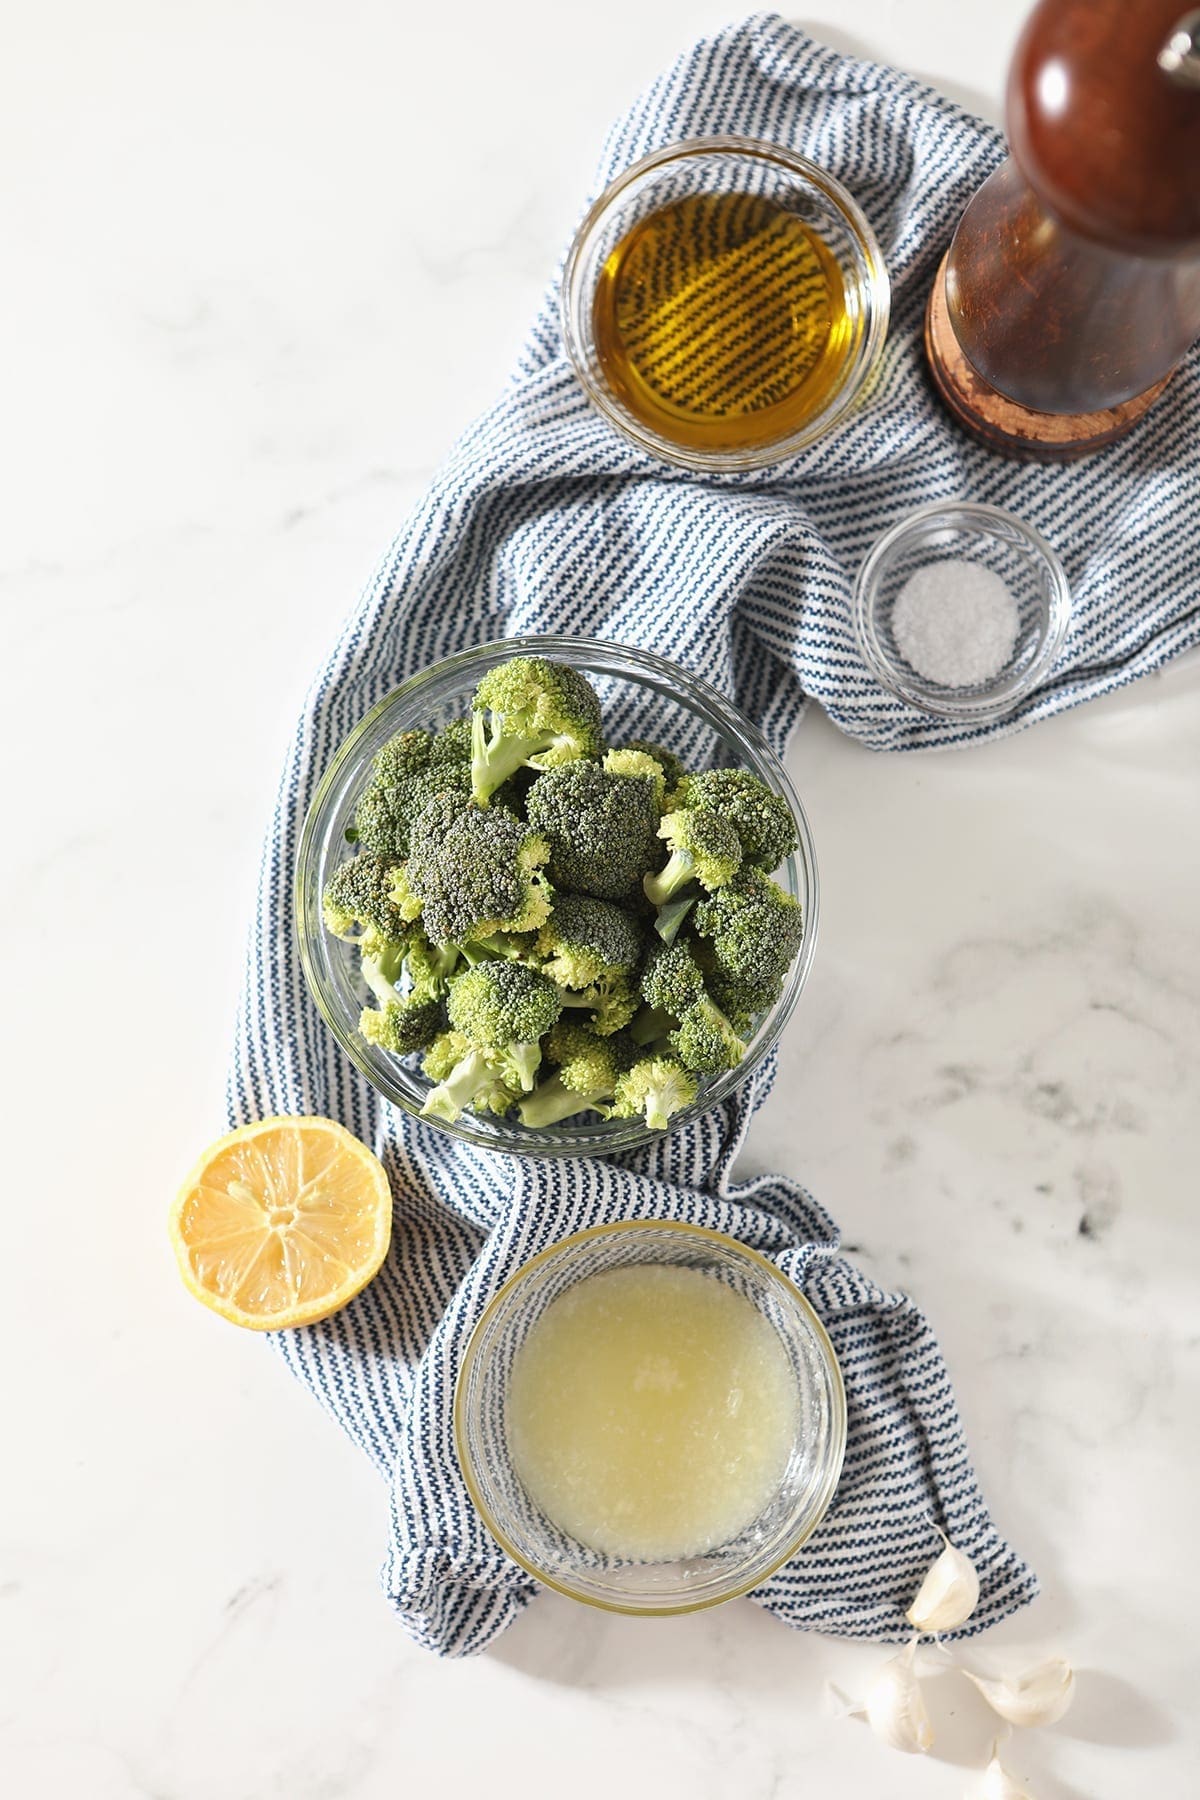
[
  {"left": 294, "top": 635, "right": 819, "bottom": 1157},
  {"left": 852, "top": 500, "right": 1072, "bottom": 723},
  {"left": 454, "top": 1221, "right": 847, "bottom": 1614},
  {"left": 561, "top": 136, "right": 890, "bottom": 472}
]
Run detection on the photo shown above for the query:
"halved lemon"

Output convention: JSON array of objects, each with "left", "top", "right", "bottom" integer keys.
[{"left": 170, "top": 1116, "right": 392, "bottom": 1330}]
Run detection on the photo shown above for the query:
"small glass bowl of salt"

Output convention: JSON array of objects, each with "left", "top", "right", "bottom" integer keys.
[{"left": 852, "top": 500, "right": 1071, "bottom": 723}]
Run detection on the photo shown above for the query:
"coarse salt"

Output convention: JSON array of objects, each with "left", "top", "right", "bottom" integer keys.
[{"left": 891, "top": 558, "right": 1020, "bottom": 689}]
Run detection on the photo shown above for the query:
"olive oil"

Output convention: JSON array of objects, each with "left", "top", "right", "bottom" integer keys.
[
  {"left": 593, "top": 191, "right": 857, "bottom": 453},
  {"left": 508, "top": 1264, "right": 797, "bottom": 1562}
]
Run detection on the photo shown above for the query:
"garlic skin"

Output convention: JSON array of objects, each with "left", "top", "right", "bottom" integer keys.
[
  {"left": 906, "top": 1530, "right": 981, "bottom": 1634},
  {"left": 865, "top": 1639, "right": 935, "bottom": 1754},
  {"left": 821, "top": 1680, "right": 861, "bottom": 1721},
  {"left": 975, "top": 1748, "right": 1037, "bottom": 1800},
  {"left": 963, "top": 1657, "right": 1075, "bottom": 1727}
]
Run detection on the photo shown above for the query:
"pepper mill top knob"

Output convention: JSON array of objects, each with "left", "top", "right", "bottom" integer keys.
[{"left": 1007, "top": 0, "right": 1200, "bottom": 255}]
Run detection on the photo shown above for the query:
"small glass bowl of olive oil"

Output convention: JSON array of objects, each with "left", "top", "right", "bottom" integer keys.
[
  {"left": 455, "top": 1220, "right": 846, "bottom": 1615},
  {"left": 562, "top": 137, "right": 890, "bottom": 471}
]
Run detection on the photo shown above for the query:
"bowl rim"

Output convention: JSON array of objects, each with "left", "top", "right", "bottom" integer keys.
[
  {"left": 560, "top": 133, "right": 892, "bottom": 472},
  {"left": 851, "top": 498, "right": 1073, "bottom": 722},
  {"left": 294, "top": 632, "right": 820, "bottom": 1157},
  {"left": 453, "top": 1218, "right": 848, "bottom": 1614}
]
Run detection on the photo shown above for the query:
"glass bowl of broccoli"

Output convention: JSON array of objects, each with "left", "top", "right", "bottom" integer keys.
[{"left": 295, "top": 636, "right": 818, "bottom": 1155}]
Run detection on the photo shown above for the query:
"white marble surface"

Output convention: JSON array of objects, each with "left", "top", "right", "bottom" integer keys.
[{"left": 3, "top": 2, "right": 1198, "bottom": 1794}]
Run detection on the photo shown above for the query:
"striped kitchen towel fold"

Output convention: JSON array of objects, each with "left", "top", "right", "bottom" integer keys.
[{"left": 222, "top": 7, "right": 1200, "bottom": 1653}]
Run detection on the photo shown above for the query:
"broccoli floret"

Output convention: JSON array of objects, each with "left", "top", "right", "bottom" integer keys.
[
  {"left": 419, "top": 1030, "right": 522, "bottom": 1123},
  {"left": 422, "top": 1028, "right": 473, "bottom": 1084},
  {"left": 556, "top": 971, "right": 640, "bottom": 1036},
  {"left": 517, "top": 1023, "right": 636, "bottom": 1128},
  {"left": 405, "top": 795, "right": 553, "bottom": 946},
  {"left": 322, "top": 853, "right": 413, "bottom": 943},
  {"left": 602, "top": 747, "right": 668, "bottom": 811},
  {"left": 707, "top": 965, "right": 782, "bottom": 1023},
  {"left": 673, "top": 769, "right": 798, "bottom": 868},
  {"left": 670, "top": 1001, "right": 748, "bottom": 1075},
  {"left": 447, "top": 959, "right": 561, "bottom": 1047},
  {"left": 535, "top": 893, "right": 645, "bottom": 991},
  {"left": 386, "top": 864, "right": 425, "bottom": 927},
  {"left": 427, "top": 718, "right": 473, "bottom": 765},
  {"left": 470, "top": 656, "right": 604, "bottom": 805},
  {"left": 609, "top": 1055, "right": 699, "bottom": 1130},
  {"left": 405, "top": 926, "right": 463, "bottom": 997},
  {"left": 621, "top": 738, "right": 689, "bottom": 793},
  {"left": 691, "top": 867, "right": 805, "bottom": 987},
  {"left": 541, "top": 1017, "right": 625, "bottom": 1073},
  {"left": 642, "top": 805, "right": 742, "bottom": 907},
  {"left": 358, "top": 994, "right": 444, "bottom": 1056},
  {"left": 526, "top": 760, "right": 662, "bottom": 902},
  {"left": 349, "top": 728, "right": 475, "bottom": 861},
  {"left": 445, "top": 960, "right": 562, "bottom": 1093},
  {"left": 639, "top": 939, "right": 707, "bottom": 1018},
  {"left": 640, "top": 940, "right": 747, "bottom": 1075}
]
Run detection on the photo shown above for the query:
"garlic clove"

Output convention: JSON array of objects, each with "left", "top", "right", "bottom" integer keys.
[
  {"left": 975, "top": 1747, "right": 1037, "bottom": 1800},
  {"left": 906, "top": 1529, "right": 981, "bottom": 1634},
  {"left": 865, "top": 1638, "right": 935, "bottom": 1754},
  {"left": 963, "top": 1656, "right": 1075, "bottom": 1728}
]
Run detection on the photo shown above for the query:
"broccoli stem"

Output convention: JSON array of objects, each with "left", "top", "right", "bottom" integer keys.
[
  {"left": 699, "top": 993, "right": 744, "bottom": 1045},
  {"left": 643, "top": 850, "right": 695, "bottom": 908},
  {"left": 361, "top": 945, "right": 406, "bottom": 1008},
  {"left": 630, "top": 1004, "right": 676, "bottom": 1046},
  {"left": 461, "top": 934, "right": 528, "bottom": 965},
  {"left": 418, "top": 944, "right": 462, "bottom": 987},
  {"left": 470, "top": 713, "right": 549, "bottom": 806},
  {"left": 518, "top": 1074, "right": 610, "bottom": 1129},
  {"left": 507, "top": 1041, "right": 543, "bottom": 1093},
  {"left": 641, "top": 1082, "right": 678, "bottom": 1131},
  {"left": 654, "top": 896, "right": 696, "bottom": 945},
  {"left": 558, "top": 988, "right": 601, "bottom": 1010},
  {"left": 420, "top": 1048, "right": 500, "bottom": 1123}
]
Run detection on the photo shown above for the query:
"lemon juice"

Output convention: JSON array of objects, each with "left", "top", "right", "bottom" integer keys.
[{"left": 508, "top": 1262, "right": 798, "bottom": 1561}]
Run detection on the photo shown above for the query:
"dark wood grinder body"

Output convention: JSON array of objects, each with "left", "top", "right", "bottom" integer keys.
[{"left": 925, "top": 0, "right": 1200, "bottom": 458}]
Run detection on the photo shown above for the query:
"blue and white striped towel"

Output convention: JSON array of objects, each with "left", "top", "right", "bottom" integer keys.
[{"left": 229, "top": 11, "right": 1196, "bottom": 1655}]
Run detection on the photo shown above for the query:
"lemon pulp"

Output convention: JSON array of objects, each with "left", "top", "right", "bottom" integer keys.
[
  {"left": 170, "top": 1116, "right": 391, "bottom": 1330},
  {"left": 508, "top": 1263, "right": 798, "bottom": 1561}
]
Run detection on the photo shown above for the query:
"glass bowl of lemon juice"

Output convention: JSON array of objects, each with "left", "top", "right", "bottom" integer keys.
[{"left": 454, "top": 1220, "right": 846, "bottom": 1613}]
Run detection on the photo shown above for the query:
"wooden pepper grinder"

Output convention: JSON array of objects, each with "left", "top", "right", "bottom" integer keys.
[{"left": 925, "top": 0, "right": 1200, "bottom": 458}]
